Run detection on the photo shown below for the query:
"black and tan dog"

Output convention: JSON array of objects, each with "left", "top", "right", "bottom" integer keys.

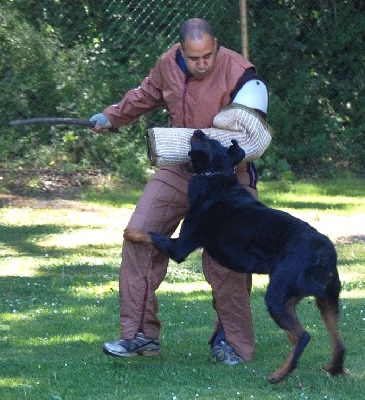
[{"left": 125, "top": 129, "right": 345, "bottom": 383}]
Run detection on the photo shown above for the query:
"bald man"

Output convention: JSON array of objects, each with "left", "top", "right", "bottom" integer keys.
[{"left": 90, "top": 18, "right": 267, "bottom": 365}]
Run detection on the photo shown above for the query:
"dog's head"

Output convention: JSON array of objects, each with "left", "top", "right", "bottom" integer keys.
[{"left": 188, "top": 129, "right": 245, "bottom": 174}]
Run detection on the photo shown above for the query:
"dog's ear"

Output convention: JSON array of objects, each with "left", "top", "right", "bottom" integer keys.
[{"left": 227, "top": 139, "right": 245, "bottom": 166}]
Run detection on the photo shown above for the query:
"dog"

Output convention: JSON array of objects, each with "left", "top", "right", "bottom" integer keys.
[{"left": 125, "top": 129, "right": 345, "bottom": 383}]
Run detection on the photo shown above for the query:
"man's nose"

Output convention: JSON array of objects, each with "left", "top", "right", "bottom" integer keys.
[{"left": 196, "top": 58, "right": 205, "bottom": 69}]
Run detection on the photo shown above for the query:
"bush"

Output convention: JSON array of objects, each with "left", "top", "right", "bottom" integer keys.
[
  {"left": 2, "top": 1, "right": 364, "bottom": 182},
  {"left": 0, "top": 5, "right": 150, "bottom": 182}
]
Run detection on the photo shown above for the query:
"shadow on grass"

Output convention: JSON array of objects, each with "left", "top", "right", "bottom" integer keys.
[
  {"left": 259, "top": 178, "right": 365, "bottom": 211},
  {"left": 79, "top": 186, "right": 143, "bottom": 208},
  {"left": 0, "top": 224, "right": 65, "bottom": 256},
  {"left": 259, "top": 179, "right": 365, "bottom": 198},
  {"left": 0, "top": 223, "right": 121, "bottom": 262},
  {"left": 261, "top": 199, "right": 350, "bottom": 211}
]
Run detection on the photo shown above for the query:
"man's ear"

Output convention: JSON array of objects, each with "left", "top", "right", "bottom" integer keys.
[{"left": 227, "top": 139, "right": 245, "bottom": 166}]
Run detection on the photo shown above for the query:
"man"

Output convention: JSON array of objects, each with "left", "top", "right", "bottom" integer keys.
[{"left": 91, "top": 18, "right": 267, "bottom": 365}]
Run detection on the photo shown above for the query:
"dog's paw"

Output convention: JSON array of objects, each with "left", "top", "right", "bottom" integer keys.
[
  {"left": 124, "top": 229, "right": 153, "bottom": 245},
  {"left": 321, "top": 363, "right": 347, "bottom": 376},
  {"left": 150, "top": 232, "right": 172, "bottom": 254},
  {"left": 149, "top": 233, "right": 187, "bottom": 263}
]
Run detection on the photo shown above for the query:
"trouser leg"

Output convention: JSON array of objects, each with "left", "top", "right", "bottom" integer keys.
[
  {"left": 204, "top": 253, "right": 255, "bottom": 361},
  {"left": 119, "top": 167, "right": 190, "bottom": 340},
  {"left": 119, "top": 241, "right": 168, "bottom": 339}
]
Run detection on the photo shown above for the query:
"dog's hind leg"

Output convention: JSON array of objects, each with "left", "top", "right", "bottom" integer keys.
[
  {"left": 268, "top": 329, "right": 310, "bottom": 384},
  {"left": 265, "top": 294, "right": 310, "bottom": 384},
  {"left": 316, "top": 294, "right": 346, "bottom": 376}
]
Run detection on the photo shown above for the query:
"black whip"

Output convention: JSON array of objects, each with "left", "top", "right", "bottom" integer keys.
[{"left": 9, "top": 118, "right": 96, "bottom": 127}]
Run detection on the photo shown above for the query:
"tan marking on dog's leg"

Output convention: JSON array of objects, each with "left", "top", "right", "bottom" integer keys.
[
  {"left": 316, "top": 297, "right": 346, "bottom": 376},
  {"left": 123, "top": 228, "right": 153, "bottom": 245},
  {"left": 268, "top": 345, "right": 297, "bottom": 384},
  {"left": 268, "top": 298, "right": 307, "bottom": 384},
  {"left": 268, "top": 329, "right": 301, "bottom": 384}
]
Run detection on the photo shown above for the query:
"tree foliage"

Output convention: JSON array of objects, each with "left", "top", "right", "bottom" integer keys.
[
  {"left": 250, "top": 0, "right": 365, "bottom": 177},
  {"left": 1, "top": 1, "right": 364, "bottom": 182}
]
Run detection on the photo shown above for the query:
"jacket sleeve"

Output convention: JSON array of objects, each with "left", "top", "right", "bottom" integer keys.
[{"left": 102, "top": 60, "right": 166, "bottom": 128}]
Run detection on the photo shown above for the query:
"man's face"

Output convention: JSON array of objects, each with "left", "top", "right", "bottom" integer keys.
[{"left": 180, "top": 34, "right": 217, "bottom": 80}]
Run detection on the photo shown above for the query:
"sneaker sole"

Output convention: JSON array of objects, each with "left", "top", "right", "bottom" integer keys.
[
  {"left": 213, "top": 356, "right": 242, "bottom": 366},
  {"left": 103, "top": 346, "right": 162, "bottom": 358},
  {"left": 137, "top": 349, "right": 162, "bottom": 357}
]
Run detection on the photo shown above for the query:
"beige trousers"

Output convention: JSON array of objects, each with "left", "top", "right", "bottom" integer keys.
[{"left": 119, "top": 163, "right": 257, "bottom": 361}]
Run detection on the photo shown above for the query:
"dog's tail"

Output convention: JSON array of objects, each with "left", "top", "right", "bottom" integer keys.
[{"left": 297, "top": 243, "right": 338, "bottom": 299}]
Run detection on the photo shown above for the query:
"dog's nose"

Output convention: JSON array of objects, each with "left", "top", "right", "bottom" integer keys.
[
  {"left": 191, "top": 130, "right": 207, "bottom": 149},
  {"left": 192, "top": 129, "right": 206, "bottom": 140}
]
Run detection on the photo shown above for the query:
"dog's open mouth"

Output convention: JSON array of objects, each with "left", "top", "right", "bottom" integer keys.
[
  {"left": 191, "top": 129, "right": 207, "bottom": 140},
  {"left": 190, "top": 129, "right": 209, "bottom": 149}
]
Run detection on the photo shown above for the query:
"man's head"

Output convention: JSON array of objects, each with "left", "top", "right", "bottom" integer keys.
[{"left": 179, "top": 18, "right": 218, "bottom": 80}]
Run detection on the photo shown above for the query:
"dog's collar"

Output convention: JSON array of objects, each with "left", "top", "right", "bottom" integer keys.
[{"left": 193, "top": 170, "right": 236, "bottom": 177}]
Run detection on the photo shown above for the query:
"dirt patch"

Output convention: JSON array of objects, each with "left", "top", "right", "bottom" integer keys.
[
  {"left": 291, "top": 211, "right": 365, "bottom": 244},
  {"left": 0, "top": 194, "right": 101, "bottom": 211},
  {"left": 0, "top": 166, "right": 119, "bottom": 211},
  {"left": 0, "top": 166, "right": 107, "bottom": 198}
]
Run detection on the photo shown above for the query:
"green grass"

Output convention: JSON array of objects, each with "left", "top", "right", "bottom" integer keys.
[
  {"left": 0, "top": 179, "right": 364, "bottom": 399},
  {"left": 258, "top": 179, "right": 365, "bottom": 213}
]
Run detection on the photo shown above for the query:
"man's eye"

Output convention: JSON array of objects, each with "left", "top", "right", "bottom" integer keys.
[
  {"left": 204, "top": 54, "right": 211, "bottom": 60},
  {"left": 190, "top": 57, "right": 198, "bottom": 61}
]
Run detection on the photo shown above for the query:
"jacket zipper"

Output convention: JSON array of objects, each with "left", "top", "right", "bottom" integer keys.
[{"left": 182, "top": 76, "right": 190, "bottom": 127}]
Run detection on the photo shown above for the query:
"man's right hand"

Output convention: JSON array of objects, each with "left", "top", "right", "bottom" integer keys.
[{"left": 89, "top": 113, "right": 112, "bottom": 132}]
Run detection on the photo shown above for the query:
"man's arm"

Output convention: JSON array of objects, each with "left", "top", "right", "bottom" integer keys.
[{"left": 102, "top": 62, "right": 166, "bottom": 128}]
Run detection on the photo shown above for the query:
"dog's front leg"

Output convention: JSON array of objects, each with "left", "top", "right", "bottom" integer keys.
[
  {"left": 149, "top": 233, "right": 180, "bottom": 260},
  {"left": 124, "top": 228, "right": 198, "bottom": 262},
  {"left": 123, "top": 229, "right": 180, "bottom": 259},
  {"left": 151, "top": 213, "right": 201, "bottom": 263},
  {"left": 150, "top": 233, "right": 200, "bottom": 263}
]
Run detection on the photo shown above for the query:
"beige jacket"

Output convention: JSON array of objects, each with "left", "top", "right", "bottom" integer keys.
[{"left": 103, "top": 43, "right": 254, "bottom": 129}]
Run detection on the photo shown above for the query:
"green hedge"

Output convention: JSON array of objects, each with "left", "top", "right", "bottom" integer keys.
[{"left": 1, "top": 1, "right": 364, "bottom": 182}]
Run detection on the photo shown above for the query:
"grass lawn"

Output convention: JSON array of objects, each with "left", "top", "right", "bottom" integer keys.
[{"left": 0, "top": 179, "right": 364, "bottom": 399}]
